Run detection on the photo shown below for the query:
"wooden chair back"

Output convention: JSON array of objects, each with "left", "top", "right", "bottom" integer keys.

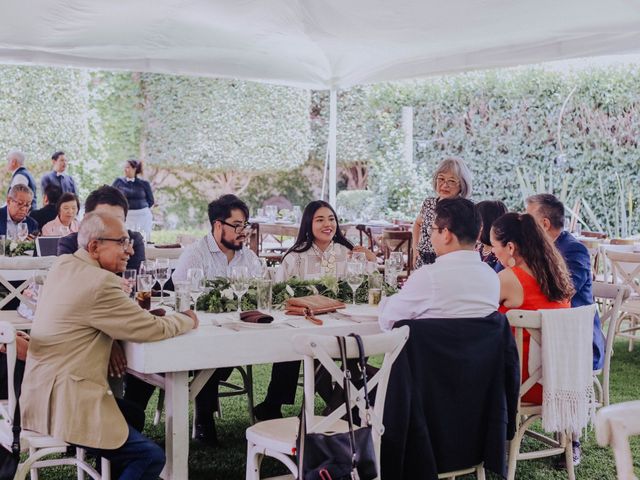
[
  {"left": 581, "top": 231, "right": 607, "bottom": 239},
  {"left": 605, "top": 251, "right": 640, "bottom": 297},
  {"left": 592, "top": 282, "right": 631, "bottom": 406},
  {"left": 595, "top": 400, "right": 640, "bottom": 480},
  {"left": 293, "top": 326, "right": 409, "bottom": 474},
  {"left": 355, "top": 224, "right": 374, "bottom": 250},
  {"left": 610, "top": 238, "right": 635, "bottom": 245},
  {"left": 381, "top": 229, "right": 413, "bottom": 274}
]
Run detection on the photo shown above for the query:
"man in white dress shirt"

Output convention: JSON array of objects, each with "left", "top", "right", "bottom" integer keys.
[
  {"left": 379, "top": 197, "right": 500, "bottom": 331},
  {"left": 173, "top": 194, "right": 262, "bottom": 280},
  {"left": 173, "top": 194, "right": 261, "bottom": 446}
]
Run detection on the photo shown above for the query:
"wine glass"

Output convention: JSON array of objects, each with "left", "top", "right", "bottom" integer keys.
[
  {"left": 229, "top": 265, "right": 250, "bottom": 318},
  {"left": 123, "top": 269, "right": 137, "bottom": 299},
  {"left": 351, "top": 251, "right": 367, "bottom": 265},
  {"left": 155, "top": 258, "right": 171, "bottom": 304},
  {"left": 187, "top": 268, "right": 205, "bottom": 314},
  {"left": 389, "top": 251, "right": 404, "bottom": 272},
  {"left": 345, "top": 261, "right": 364, "bottom": 305},
  {"left": 17, "top": 223, "right": 28, "bottom": 242}
]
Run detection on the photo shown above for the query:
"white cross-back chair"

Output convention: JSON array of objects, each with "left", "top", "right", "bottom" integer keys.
[
  {"left": 595, "top": 400, "right": 640, "bottom": 480},
  {"left": 592, "top": 282, "right": 631, "bottom": 407},
  {"left": 604, "top": 250, "right": 640, "bottom": 351},
  {"left": 0, "top": 321, "right": 110, "bottom": 480},
  {"left": 0, "top": 258, "right": 52, "bottom": 330},
  {"left": 245, "top": 326, "right": 409, "bottom": 480},
  {"left": 505, "top": 307, "right": 595, "bottom": 480}
]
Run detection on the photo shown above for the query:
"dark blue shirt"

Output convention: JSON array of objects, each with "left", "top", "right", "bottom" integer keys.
[
  {"left": 112, "top": 177, "right": 154, "bottom": 211},
  {"left": 555, "top": 231, "right": 605, "bottom": 370},
  {"left": 41, "top": 171, "right": 77, "bottom": 196}
]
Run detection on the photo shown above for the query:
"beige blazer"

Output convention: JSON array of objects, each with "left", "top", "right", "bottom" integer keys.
[{"left": 20, "top": 249, "right": 193, "bottom": 449}]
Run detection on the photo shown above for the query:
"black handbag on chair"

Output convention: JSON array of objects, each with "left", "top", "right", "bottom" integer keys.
[{"left": 297, "top": 334, "right": 377, "bottom": 480}]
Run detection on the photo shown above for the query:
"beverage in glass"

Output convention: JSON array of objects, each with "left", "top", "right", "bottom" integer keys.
[
  {"left": 187, "top": 268, "right": 205, "bottom": 313},
  {"left": 123, "top": 269, "right": 137, "bottom": 299},
  {"left": 136, "top": 274, "right": 153, "bottom": 310},
  {"left": 255, "top": 278, "right": 272, "bottom": 311},
  {"left": 368, "top": 271, "right": 383, "bottom": 306},
  {"left": 229, "top": 265, "right": 250, "bottom": 317},
  {"left": 155, "top": 258, "right": 171, "bottom": 303},
  {"left": 17, "top": 223, "right": 28, "bottom": 242},
  {"left": 345, "top": 261, "right": 364, "bottom": 305},
  {"left": 173, "top": 280, "right": 191, "bottom": 312}
]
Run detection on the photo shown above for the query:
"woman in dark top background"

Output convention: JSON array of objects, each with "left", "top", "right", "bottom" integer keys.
[
  {"left": 475, "top": 200, "right": 508, "bottom": 271},
  {"left": 113, "top": 159, "right": 155, "bottom": 241}
]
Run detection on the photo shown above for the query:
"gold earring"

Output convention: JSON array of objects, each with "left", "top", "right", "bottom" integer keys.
[{"left": 507, "top": 256, "right": 516, "bottom": 268}]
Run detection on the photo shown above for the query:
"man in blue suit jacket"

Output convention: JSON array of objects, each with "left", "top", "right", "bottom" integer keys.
[
  {"left": 526, "top": 193, "right": 605, "bottom": 371},
  {"left": 0, "top": 184, "right": 39, "bottom": 238}
]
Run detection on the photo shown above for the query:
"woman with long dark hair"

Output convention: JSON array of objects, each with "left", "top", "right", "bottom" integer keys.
[
  {"left": 275, "top": 200, "right": 375, "bottom": 282},
  {"left": 113, "top": 159, "right": 154, "bottom": 241},
  {"left": 491, "top": 212, "right": 574, "bottom": 404}
]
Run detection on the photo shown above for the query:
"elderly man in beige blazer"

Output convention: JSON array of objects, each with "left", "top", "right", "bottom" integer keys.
[{"left": 20, "top": 212, "right": 198, "bottom": 479}]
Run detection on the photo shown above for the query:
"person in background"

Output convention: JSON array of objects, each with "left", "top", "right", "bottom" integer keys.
[
  {"left": 112, "top": 159, "right": 154, "bottom": 241},
  {"left": 42, "top": 192, "right": 80, "bottom": 236},
  {"left": 6, "top": 150, "right": 37, "bottom": 210},
  {"left": 30, "top": 184, "right": 62, "bottom": 230},
  {"left": 475, "top": 200, "right": 508, "bottom": 271},
  {"left": 20, "top": 212, "right": 197, "bottom": 479},
  {"left": 0, "top": 184, "right": 38, "bottom": 238},
  {"left": 40, "top": 150, "right": 77, "bottom": 196},
  {"left": 412, "top": 157, "right": 473, "bottom": 268}
]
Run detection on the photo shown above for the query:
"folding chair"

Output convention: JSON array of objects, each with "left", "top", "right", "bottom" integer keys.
[
  {"left": 245, "top": 327, "right": 409, "bottom": 479},
  {"left": 604, "top": 250, "right": 640, "bottom": 351},
  {"left": 592, "top": 282, "right": 631, "bottom": 407},
  {"left": 0, "top": 321, "right": 110, "bottom": 480},
  {"left": 595, "top": 400, "right": 640, "bottom": 480},
  {"left": 506, "top": 306, "right": 596, "bottom": 480}
]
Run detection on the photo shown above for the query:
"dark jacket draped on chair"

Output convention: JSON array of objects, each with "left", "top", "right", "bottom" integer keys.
[{"left": 381, "top": 312, "right": 520, "bottom": 479}]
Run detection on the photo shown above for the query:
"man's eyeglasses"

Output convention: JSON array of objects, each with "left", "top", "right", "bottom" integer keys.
[
  {"left": 97, "top": 237, "right": 134, "bottom": 249},
  {"left": 218, "top": 220, "right": 251, "bottom": 234},
  {"left": 426, "top": 224, "right": 444, "bottom": 235},
  {"left": 435, "top": 176, "right": 460, "bottom": 188},
  {"left": 9, "top": 198, "right": 30, "bottom": 210}
]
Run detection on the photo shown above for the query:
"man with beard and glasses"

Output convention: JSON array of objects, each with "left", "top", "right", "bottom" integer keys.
[{"left": 173, "top": 194, "right": 262, "bottom": 446}]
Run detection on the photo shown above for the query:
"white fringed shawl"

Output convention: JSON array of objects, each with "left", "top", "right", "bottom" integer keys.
[{"left": 540, "top": 305, "right": 597, "bottom": 434}]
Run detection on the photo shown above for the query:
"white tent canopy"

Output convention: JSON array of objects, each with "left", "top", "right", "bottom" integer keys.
[
  {"left": 2, "top": 0, "right": 640, "bottom": 90},
  {"left": 3, "top": 0, "right": 640, "bottom": 204}
]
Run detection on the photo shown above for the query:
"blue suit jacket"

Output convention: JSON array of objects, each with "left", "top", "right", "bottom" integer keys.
[
  {"left": 0, "top": 206, "right": 39, "bottom": 237},
  {"left": 555, "top": 231, "right": 605, "bottom": 370}
]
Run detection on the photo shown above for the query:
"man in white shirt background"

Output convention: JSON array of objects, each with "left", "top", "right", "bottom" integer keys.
[
  {"left": 173, "top": 194, "right": 262, "bottom": 446},
  {"left": 379, "top": 197, "right": 500, "bottom": 331}
]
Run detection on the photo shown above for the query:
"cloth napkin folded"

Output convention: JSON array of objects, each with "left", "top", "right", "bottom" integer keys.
[
  {"left": 540, "top": 304, "right": 596, "bottom": 434},
  {"left": 154, "top": 243, "right": 182, "bottom": 249},
  {"left": 240, "top": 310, "right": 274, "bottom": 324}
]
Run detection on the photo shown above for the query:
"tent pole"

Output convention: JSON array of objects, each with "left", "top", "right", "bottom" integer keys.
[{"left": 328, "top": 89, "right": 337, "bottom": 207}]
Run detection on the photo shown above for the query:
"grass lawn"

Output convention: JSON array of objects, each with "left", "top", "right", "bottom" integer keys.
[{"left": 35, "top": 340, "right": 639, "bottom": 479}]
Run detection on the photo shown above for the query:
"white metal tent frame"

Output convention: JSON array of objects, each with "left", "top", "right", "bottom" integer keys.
[{"left": 2, "top": 0, "right": 640, "bottom": 205}]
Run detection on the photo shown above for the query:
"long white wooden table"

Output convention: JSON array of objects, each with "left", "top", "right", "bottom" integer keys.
[{"left": 123, "top": 306, "right": 382, "bottom": 479}]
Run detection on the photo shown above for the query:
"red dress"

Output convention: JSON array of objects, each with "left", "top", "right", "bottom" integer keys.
[{"left": 498, "top": 267, "right": 570, "bottom": 404}]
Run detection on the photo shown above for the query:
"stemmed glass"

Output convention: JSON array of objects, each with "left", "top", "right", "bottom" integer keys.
[
  {"left": 187, "top": 268, "right": 205, "bottom": 314},
  {"left": 229, "top": 265, "right": 250, "bottom": 318},
  {"left": 388, "top": 252, "right": 404, "bottom": 272},
  {"left": 17, "top": 223, "right": 28, "bottom": 242},
  {"left": 345, "top": 261, "right": 365, "bottom": 305},
  {"left": 155, "top": 258, "right": 171, "bottom": 304},
  {"left": 351, "top": 251, "right": 367, "bottom": 265}
]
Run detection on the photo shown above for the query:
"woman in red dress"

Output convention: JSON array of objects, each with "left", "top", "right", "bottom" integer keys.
[{"left": 490, "top": 212, "right": 575, "bottom": 404}]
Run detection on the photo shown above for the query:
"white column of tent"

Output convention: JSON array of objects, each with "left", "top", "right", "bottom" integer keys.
[{"left": 328, "top": 88, "right": 338, "bottom": 207}]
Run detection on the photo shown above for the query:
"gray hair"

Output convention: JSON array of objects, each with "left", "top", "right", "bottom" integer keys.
[
  {"left": 7, "top": 151, "right": 25, "bottom": 166},
  {"left": 8, "top": 184, "right": 33, "bottom": 199},
  {"left": 78, "top": 212, "right": 110, "bottom": 250},
  {"left": 432, "top": 157, "right": 473, "bottom": 199}
]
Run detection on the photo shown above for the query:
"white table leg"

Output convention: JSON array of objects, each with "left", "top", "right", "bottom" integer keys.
[{"left": 162, "top": 371, "right": 189, "bottom": 480}]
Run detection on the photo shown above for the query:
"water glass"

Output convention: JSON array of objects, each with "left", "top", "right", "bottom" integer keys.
[
  {"left": 265, "top": 205, "right": 278, "bottom": 222},
  {"left": 255, "top": 278, "right": 272, "bottom": 312},
  {"left": 17, "top": 223, "right": 28, "bottom": 242},
  {"left": 155, "top": 258, "right": 171, "bottom": 303},
  {"left": 384, "top": 259, "right": 399, "bottom": 289},
  {"left": 187, "top": 268, "right": 205, "bottom": 313},
  {"left": 229, "top": 265, "right": 250, "bottom": 317},
  {"left": 174, "top": 280, "right": 192, "bottom": 312},
  {"left": 368, "top": 271, "right": 383, "bottom": 306},
  {"left": 345, "top": 261, "right": 364, "bottom": 305},
  {"left": 123, "top": 269, "right": 137, "bottom": 299},
  {"left": 389, "top": 252, "right": 404, "bottom": 271},
  {"left": 0, "top": 235, "right": 5, "bottom": 256},
  {"left": 136, "top": 274, "right": 153, "bottom": 310}
]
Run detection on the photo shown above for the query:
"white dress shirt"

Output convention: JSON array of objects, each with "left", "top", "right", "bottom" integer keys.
[
  {"left": 378, "top": 249, "right": 500, "bottom": 331},
  {"left": 173, "top": 232, "right": 262, "bottom": 280}
]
